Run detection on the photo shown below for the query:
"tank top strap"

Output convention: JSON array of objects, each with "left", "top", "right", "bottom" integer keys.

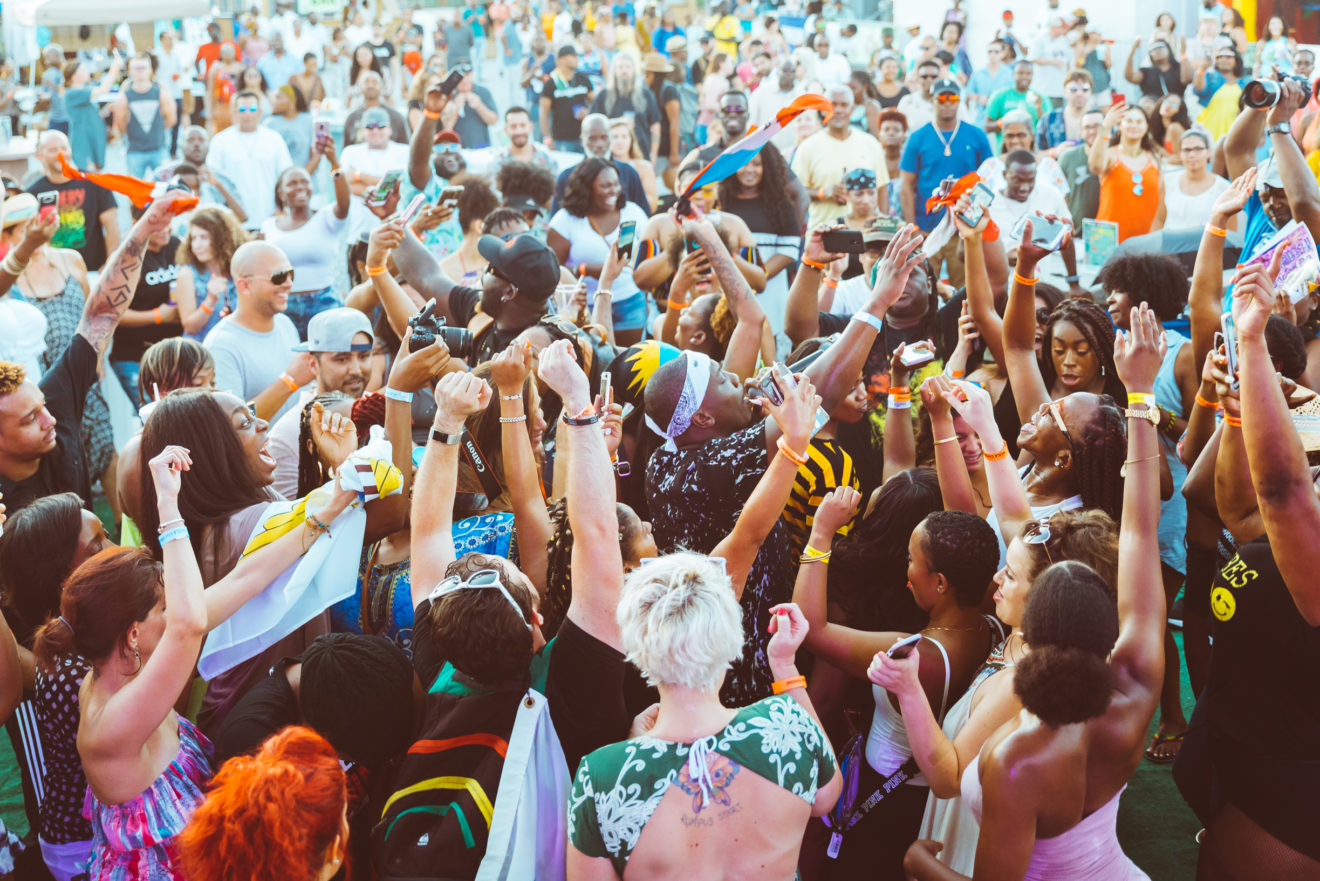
[
  {"left": 923, "top": 635, "right": 953, "bottom": 720},
  {"left": 984, "top": 615, "right": 1007, "bottom": 646}
]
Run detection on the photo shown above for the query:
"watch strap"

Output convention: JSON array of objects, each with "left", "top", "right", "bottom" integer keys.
[
  {"left": 430, "top": 427, "right": 465, "bottom": 445},
  {"left": 1124, "top": 407, "right": 1160, "bottom": 426}
]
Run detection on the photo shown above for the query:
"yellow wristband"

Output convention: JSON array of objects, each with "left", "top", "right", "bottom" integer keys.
[{"left": 1128, "top": 392, "right": 1157, "bottom": 408}]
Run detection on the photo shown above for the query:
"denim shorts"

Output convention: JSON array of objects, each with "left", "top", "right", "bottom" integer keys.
[
  {"left": 284, "top": 287, "right": 340, "bottom": 340},
  {"left": 611, "top": 292, "right": 648, "bottom": 332}
]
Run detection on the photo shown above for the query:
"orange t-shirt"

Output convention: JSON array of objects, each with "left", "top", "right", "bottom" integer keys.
[{"left": 1097, "top": 155, "right": 1160, "bottom": 242}]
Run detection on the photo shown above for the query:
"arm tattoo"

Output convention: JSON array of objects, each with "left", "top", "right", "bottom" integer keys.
[
  {"left": 704, "top": 235, "right": 752, "bottom": 310},
  {"left": 77, "top": 234, "right": 146, "bottom": 353}
]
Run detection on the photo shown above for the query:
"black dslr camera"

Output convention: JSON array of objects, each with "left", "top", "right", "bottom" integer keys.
[
  {"left": 408, "top": 298, "right": 474, "bottom": 359},
  {"left": 1242, "top": 74, "right": 1312, "bottom": 109}
]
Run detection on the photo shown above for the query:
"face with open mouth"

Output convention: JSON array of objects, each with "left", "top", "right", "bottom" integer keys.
[
  {"left": 1049, "top": 318, "right": 1099, "bottom": 393},
  {"left": 218, "top": 392, "right": 275, "bottom": 484}
]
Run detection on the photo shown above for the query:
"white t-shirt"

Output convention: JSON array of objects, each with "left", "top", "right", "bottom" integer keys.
[
  {"left": 340, "top": 140, "right": 411, "bottom": 179},
  {"left": 546, "top": 202, "right": 649, "bottom": 301},
  {"left": 1029, "top": 33, "right": 1072, "bottom": 99},
  {"left": 814, "top": 52, "right": 853, "bottom": 89},
  {"left": 989, "top": 182, "right": 1074, "bottom": 276},
  {"left": 896, "top": 92, "right": 934, "bottom": 136},
  {"left": 260, "top": 204, "right": 348, "bottom": 292},
  {"left": 749, "top": 83, "right": 803, "bottom": 158},
  {"left": 204, "top": 313, "right": 304, "bottom": 423},
  {"left": 267, "top": 387, "right": 318, "bottom": 500},
  {"left": 206, "top": 126, "right": 294, "bottom": 228},
  {"left": 1163, "top": 174, "right": 1231, "bottom": 230}
]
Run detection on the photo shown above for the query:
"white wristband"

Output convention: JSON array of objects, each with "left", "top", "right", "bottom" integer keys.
[{"left": 850, "top": 312, "right": 884, "bottom": 333}]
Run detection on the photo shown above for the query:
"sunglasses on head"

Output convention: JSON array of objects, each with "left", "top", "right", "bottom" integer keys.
[
  {"left": 429, "top": 569, "right": 532, "bottom": 630},
  {"left": 1022, "top": 519, "right": 1054, "bottom": 564},
  {"left": 247, "top": 268, "right": 295, "bottom": 286}
]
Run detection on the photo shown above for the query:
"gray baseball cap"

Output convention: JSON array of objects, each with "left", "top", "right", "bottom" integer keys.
[{"left": 293, "top": 307, "right": 374, "bottom": 353}]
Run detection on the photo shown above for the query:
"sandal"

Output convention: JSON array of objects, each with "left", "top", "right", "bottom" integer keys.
[{"left": 1144, "top": 731, "right": 1185, "bottom": 764}]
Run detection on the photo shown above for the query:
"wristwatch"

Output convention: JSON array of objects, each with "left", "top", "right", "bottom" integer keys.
[
  {"left": 1267, "top": 122, "right": 1292, "bottom": 137},
  {"left": 429, "top": 427, "right": 464, "bottom": 445},
  {"left": 1124, "top": 407, "right": 1161, "bottom": 427}
]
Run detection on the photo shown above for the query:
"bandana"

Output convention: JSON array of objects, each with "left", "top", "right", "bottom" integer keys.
[{"left": 645, "top": 350, "right": 714, "bottom": 451}]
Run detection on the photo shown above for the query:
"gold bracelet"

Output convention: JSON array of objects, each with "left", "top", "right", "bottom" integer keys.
[
  {"left": 934, "top": 436, "right": 958, "bottom": 445},
  {"left": 799, "top": 551, "right": 832, "bottom": 564},
  {"left": 1122, "top": 454, "right": 1162, "bottom": 466}
]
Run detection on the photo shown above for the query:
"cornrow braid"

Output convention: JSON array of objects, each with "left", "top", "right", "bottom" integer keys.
[
  {"left": 296, "top": 392, "right": 349, "bottom": 498},
  {"left": 1071, "top": 394, "right": 1126, "bottom": 522},
  {"left": 1042, "top": 299, "right": 1126, "bottom": 401}
]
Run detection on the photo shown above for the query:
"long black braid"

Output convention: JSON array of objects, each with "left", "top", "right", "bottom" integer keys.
[
  {"left": 297, "top": 392, "right": 350, "bottom": 499},
  {"left": 1040, "top": 299, "right": 1126, "bottom": 402},
  {"left": 1070, "top": 394, "right": 1127, "bottom": 523}
]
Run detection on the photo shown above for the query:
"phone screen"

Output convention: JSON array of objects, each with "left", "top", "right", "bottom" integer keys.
[
  {"left": 616, "top": 221, "right": 636, "bottom": 262},
  {"left": 1112, "top": 92, "right": 1126, "bottom": 107}
]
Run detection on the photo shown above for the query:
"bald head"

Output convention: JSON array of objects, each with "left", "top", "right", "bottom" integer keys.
[
  {"left": 231, "top": 240, "right": 286, "bottom": 279},
  {"left": 581, "top": 113, "right": 611, "bottom": 158},
  {"left": 232, "top": 241, "right": 294, "bottom": 322},
  {"left": 37, "top": 130, "right": 71, "bottom": 178}
]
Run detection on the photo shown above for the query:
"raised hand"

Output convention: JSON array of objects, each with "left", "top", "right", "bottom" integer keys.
[
  {"left": 433, "top": 371, "right": 492, "bottom": 433},
  {"left": 920, "top": 374, "right": 954, "bottom": 420},
  {"left": 310, "top": 401, "right": 358, "bottom": 470},
  {"left": 950, "top": 194, "right": 989, "bottom": 239},
  {"left": 148, "top": 445, "right": 192, "bottom": 501},
  {"left": 1231, "top": 245, "right": 1283, "bottom": 339},
  {"left": 1210, "top": 166, "right": 1256, "bottom": 225},
  {"left": 758, "top": 367, "right": 821, "bottom": 452},
  {"left": 389, "top": 326, "right": 451, "bottom": 392},
  {"left": 490, "top": 341, "right": 534, "bottom": 393},
  {"left": 866, "top": 641, "right": 922, "bottom": 696},
  {"left": 23, "top": 205, "right": 59, "bottom": 247},
  {"left": 944, "top": 377, "right": 999, "bottom": 442},
  {"left": 536, "top": 338, "right": 590, "bottom": 406},
  {"left": 812, "top": 486, "right": 861, "bottom": 537},
  {"left": 1113, "top": 303, "right": 1168, "bottom": 393},
  {"left": 868, "top": 224, "right": 926, "bottom": 314},
  {"left": 424, "top": 78, "right": 450, "bottom": 116},
  {"left": 766, "top": 603, "right": 811, "bottom": 671},
  {"left": 367, "top": 219, "right": 406, "bottom": 271},
  {"left": 803, "top": 225, "right": 847, "bottom": 267}
]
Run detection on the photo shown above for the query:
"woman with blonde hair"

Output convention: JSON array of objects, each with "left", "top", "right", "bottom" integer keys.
[
  {"left": 174, "top": 206, "right": 248, "bottom": 340},
  {"left": 608, "top": 117, "right": 659, "bottom": 211}
]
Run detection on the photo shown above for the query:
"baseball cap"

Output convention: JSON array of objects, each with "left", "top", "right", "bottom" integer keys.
[
  {"left": 504, "top": 194, "right": 545, "bottom": 216},
  {"left": 932, "top": 77, "right": 961, "bottom": 98},
  {"left": 362, "top": 106, "right": 390, "bottom": 129},
  {"left": 477, "top": 234, "right": 560, "bottom": 302},
  {"left": 293, "top": 307, "right": 374, "bottom": 353},
  {"left": 433, "top": 129, "right": 461, "bottom": 151},
  {"left": 1258, "top": 155, "right": 1284, "bottom": 189}
]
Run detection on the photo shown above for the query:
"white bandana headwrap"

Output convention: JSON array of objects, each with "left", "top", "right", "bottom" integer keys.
[{"left": 644, "top": 350, "right": 714, "bottom": 451}]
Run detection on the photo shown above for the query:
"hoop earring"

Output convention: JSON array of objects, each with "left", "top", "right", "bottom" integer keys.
[{"left": 133, "top": 648, "right": 142, "bottom": 674}]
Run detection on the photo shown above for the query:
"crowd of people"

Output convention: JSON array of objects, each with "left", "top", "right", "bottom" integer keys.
[{"left": 0, "top": 1, "right": 1318, "bottom": 880}]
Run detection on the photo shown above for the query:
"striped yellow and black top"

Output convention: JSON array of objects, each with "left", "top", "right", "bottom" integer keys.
[{"left": 782, "top": 437, "right": 860, "bottom": 556}]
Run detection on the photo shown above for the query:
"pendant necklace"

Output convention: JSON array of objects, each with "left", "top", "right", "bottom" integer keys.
[{"left": 935, "top": 121, "right": 959, "bottom": 157}]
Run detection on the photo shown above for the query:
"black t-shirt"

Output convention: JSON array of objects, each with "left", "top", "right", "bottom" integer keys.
[
  {"left": 370, "top": 39, "right": 396, "bottom": 65},
  {"left": 1138, "top": 64, "right": 1186, "bottom": 99},
  {"left": 877, "top": 86, "right": 910, "bottom": 109},
  {"left": 644, "top": 422, "right": 795, "bottom": 705},
  {"left": 210, "top": 656, "right": 301, "bottom": 765},
  {"left": 540, "top": 71, "right": 594, "bottom": 142},
  {"left": 446, "top": 283, "right": 548, "bottom": 366},
  {"left": 26, "top": 177, "right": 117, "bottom": 271},
  {"left": 652, "top": 82, "right": 680, "bottom": 159},
  {"left": 112, "top": 235, "right": 182, "bottom": 362},
  {"left": 589, "top": 88, "right": 660, "bottom": 157},
  {"left": 1, "top": 335, "right": 97, "bottom": 514}
]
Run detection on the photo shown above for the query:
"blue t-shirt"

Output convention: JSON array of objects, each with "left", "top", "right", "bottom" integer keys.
[
  {"left": 899, "top": 122, "right": 994, "bottom": 230},
  {"left": 1240, "top": 192, "right": 1276, "bottom": 262}
]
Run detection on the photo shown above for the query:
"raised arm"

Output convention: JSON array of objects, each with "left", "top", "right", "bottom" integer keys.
[
  {"left": 1123, "top": 40, "right": 1142, "bottom": 85},
  {"left": 538, "top": 340, "right": 625, "bottom": 649},
  {"left": 366, "top": 220, "right": 430, "bottom": 337},
  {"left": 1001, "top": 223, "right": 1053, "bottom": 424},
  {"left": 1264, "top": 79, "right": 1320, "bottom": 240},
  {"left": 491, "top": 343, "right": 552, "bottom": 597},
  {"left": 1233, "top": 255, "right": 1320, "bottom": 623},
  {"left": 712, "top": 366, "right": 820, "bottom": 597},
  {"left": 881, "top": 347, "right": 918, "bottom": 483},
  {"left": 1089, "top": 106, "right": 1122, "bottom": 175},
  {"left": 1108, "top": 304, "right": 1168, "bottom": 702},
  {"left": 687, "top": 214, "right": 766, "bottom": 381},
  {"left": 410, "top": 372, "right": 491, "bottom": 608},
  {"left": 409, "top": 82, "right": 447, "bottom": 191},
  {"left": 389, "top": 227, "right": 462, "bottom": 320},
  {"left": 945, "top": 378, "right": 1034, "bottom": 542},
  {"left": 87, "top": 447, "right": 208, "bottom": 750},
  {"left": 784, "top": 226, "right": 839, "bottom": 345},
  {"left": 1191, "top": 171, "right": 1254, "bottom": 370},
  {"left": 76, "top": 191, "right": 190, "bottom": 356},
  {"left": 952, "top": 197, "right": 1006, "bottom": 368},
  {"left": 314, "top": 134, "right": 351, "bottom": 220},
  {"left": 0, "top": 208, "right": 57, "bottom": 294},
  {"left": 1223, "top": 102, "right": 1268, "bottom": 182},
  {"left": 921, "top": 375, "right": 976, "bottom": 515}
]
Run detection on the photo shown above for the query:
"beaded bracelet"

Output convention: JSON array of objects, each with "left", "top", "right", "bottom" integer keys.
[
  {"left": 499, "top": 415, "right": 527, "bottom": 423},
  {"left": 983, "top": 444, "right": 1010, "bottom": 461},
  {"left": 1195, "top": 394, "right": 1220, "bottom": 411},
  {"left": 777, "top": 436, "right": 809, "bottom": 465},
  {"left": 384, "top": 387, "right": 413, "bottom": 403},
  {"left": 501, "top": 393, "right": 523, "bottom": 401},
  {"left": 159, "top": 526, "right": 189, "bottom": 546}
]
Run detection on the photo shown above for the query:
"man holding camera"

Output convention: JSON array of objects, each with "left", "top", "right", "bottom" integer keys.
[{"left": 266, "top": 308, "right": 375, "bottom": 499}]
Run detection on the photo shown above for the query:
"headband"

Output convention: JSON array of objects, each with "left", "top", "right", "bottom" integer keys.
[{"left": 645, "top": 350, "right": 713, "bottom": 451}]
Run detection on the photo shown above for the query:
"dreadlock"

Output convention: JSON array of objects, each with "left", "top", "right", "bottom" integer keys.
[
  {"left": 1041, "top": 299, "right": 1126, "bottom": 401},
  {"left": 1070, "top": 394, "right": 1127, "bottom": 523},
  {"left": 297, "top": 392, "right": 350, "bottom": 498}
]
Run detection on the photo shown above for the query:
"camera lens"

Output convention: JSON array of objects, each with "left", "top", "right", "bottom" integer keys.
[{"left": 1243, "top": 79, "right": 1280, "bottom": 109}]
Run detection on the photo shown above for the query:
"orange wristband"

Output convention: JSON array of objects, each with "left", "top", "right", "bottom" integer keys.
[
  {"left": 200, "top": 302, "right": 214, "bottom": 315},
  {"left": 1206, "top": 225, "right": 1227, "bottom": 238},
  {"left": 772, "top": 675, "right": 807, "bottom": 695},
  {"left": 983, "top": 443, "right": 1010, "bottom": 461},
  {"left": 802, "top": 257, "right": 827, "bottom": 271},
  {"left": 280, "top": 372, "right": 299, "bottom": 393},
  {"left": 666, "top": 298, "right": 688, "bottom": 311},
  {"left": 1224, "top": 413, "right": 1242, "bottom": 428},
  {"left": 153, "top": 307, "right": 163, "bottom": 325},
  {"left": 1013, "top": 272, "right": 1037, "bottom": 286},
  {"left": 776, "top": 436, "right": 809, "bottom": 465},
  {"left": 1195, "top": 394, "right": 1220, "bottom": 411},
  {"left": 424, "top": 109, "right": 441, "bottom": 120},
  {"left": 366, "top": 264, "right": 388, "bottom": 277},
  {"left": 888, "top": 387, "right": 909, "bottom": 395}
]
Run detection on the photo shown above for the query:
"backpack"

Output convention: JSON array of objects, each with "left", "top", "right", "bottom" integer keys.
[{"left": 675, "top": 81, "right": 700, "bottom": 155}]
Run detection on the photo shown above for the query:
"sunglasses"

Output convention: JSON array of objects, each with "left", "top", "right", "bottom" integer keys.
[
  {"left": 935, "top": 93, "right": 960, "bottom": 104},
  {"left": 1047, "top": 398, "right": 1074, "bottom": 448},
  {"left": 1022, "top": 519, "right": 1054, "bottom": 565},
  {"left": 1035, "top": 306, "right": 1053, "bottom": 325},
  {"left": 236, "top": 105, "right": 260, "bottom": 114},
  {"left": 484, "top": 263, "right": 511, "bottom": 284},
  {"left": 1067, "top": 85, "right": 1092, "bottom": 92},
  {"left": 920, "top": 73, "right": 939, "bottom": 80},
  {"left": 719, "top": 105, "right": 748, "bottom": 115},
  {"left": 1131, "top": 171, "right": 1144, "bottom": 197},
  {"left": 246, "top": 268, "right": 295, "bottom": 286},
  {"left": 364, "top": 122, "right": 389, "bottom": 129},
  {"left": 429, "top": 569, "right": 532, "bottom": 630}
]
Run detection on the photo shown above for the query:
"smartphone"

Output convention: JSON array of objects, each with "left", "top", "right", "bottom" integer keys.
[
  {"left": 685, "top": 236, "right": 711, "bottom": 277},
  {"left": 314, "top": 120, "right": 330, "bottom": 143},
  {"left": 438, "top": 185, "right": 464, "bottom": 209},
  {"left": 899, "top": 341, "right": 936, "bottom": 369},
  {"left": 399, "top": 193, "right": 426, "bottom": 225},
  {"left": 1010, "top": 212, "right": 1069, "bottom": 252},
  {"left": 1221, "top": 312, "right": 1240, "bottom": 392},
  {"left": 439, "top": 64, "right": 469, "bottom": 96},
  {"left": 887, "top": 633, "right": 924, "bottom": 659},
  {"left": 821, "top": 228, "right": 864, "bottom": 254},
  {"left": 600, "top": 372, "right": 614, "bottom": 409},
  {"left": 956, "top": 182, "right": 995, "bottom": 228},
  {"left": 37, "top": 191, "right": 57, "bottom": 209},
  {"left": 1112, "top": 92, "right": 1126, "bottom": 107},
  {"left": 370, "top": 169, "right": 404, "bottom": 204},
  {"left": 616, "top": 221, "right": 636, "bottom": 263}
]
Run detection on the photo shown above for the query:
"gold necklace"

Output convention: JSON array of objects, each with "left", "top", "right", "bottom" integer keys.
[{"left": 924, "top": 620, "right": 986, "bottom": 633}]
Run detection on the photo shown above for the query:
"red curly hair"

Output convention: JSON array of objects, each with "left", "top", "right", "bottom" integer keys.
[{"left": 178, "top": 726, "right": 348, "bottom": 881}]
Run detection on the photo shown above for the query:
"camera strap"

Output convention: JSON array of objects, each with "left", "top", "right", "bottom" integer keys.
[{"left": 460, "top": 431, "right": 505, "bottom": 500}]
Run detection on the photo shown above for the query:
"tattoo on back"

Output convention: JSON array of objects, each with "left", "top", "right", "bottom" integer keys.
[{"left": 675, "top": 755, "right": 740, "bottom": 814}]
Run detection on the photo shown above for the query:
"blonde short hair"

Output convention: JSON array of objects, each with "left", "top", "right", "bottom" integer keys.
[{"left": 617, "top": 552, "right": 743, "bottom": 692}]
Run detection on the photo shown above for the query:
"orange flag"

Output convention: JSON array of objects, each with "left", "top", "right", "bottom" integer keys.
[{"left": 58, "top": 153, "right": 198, "bottom": 214}]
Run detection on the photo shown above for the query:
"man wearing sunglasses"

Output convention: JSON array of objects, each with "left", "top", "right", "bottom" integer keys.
[
  {"left": 206, "top": 88, "right": 294, "bottom": 229},
  {"left": 341, "top": 106, "right": 411, "bottom": 201},
  {"left": 896, "top": 58, "right": 940, "bottom": 132},
  {"left": 204, "top": 240, "right": 312, "bottom": 423}
]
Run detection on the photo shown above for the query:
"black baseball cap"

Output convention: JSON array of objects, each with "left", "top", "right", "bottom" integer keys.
[{"left": 477, "top": 234, "right": 560, "bottom": 302}]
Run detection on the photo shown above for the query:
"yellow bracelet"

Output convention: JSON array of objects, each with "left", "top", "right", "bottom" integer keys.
[{"left": 802, "top": 544, "right": 831, "bottom": 559}]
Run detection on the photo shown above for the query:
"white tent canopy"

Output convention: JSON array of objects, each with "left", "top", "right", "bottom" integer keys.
[{"left": 7, "top": 0, "right": 208, "bottom": 27}]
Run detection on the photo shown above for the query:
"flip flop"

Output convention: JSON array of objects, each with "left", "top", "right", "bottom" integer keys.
[{"left": 1145, "top": 731, "right": 1185, "bottom": 764}]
